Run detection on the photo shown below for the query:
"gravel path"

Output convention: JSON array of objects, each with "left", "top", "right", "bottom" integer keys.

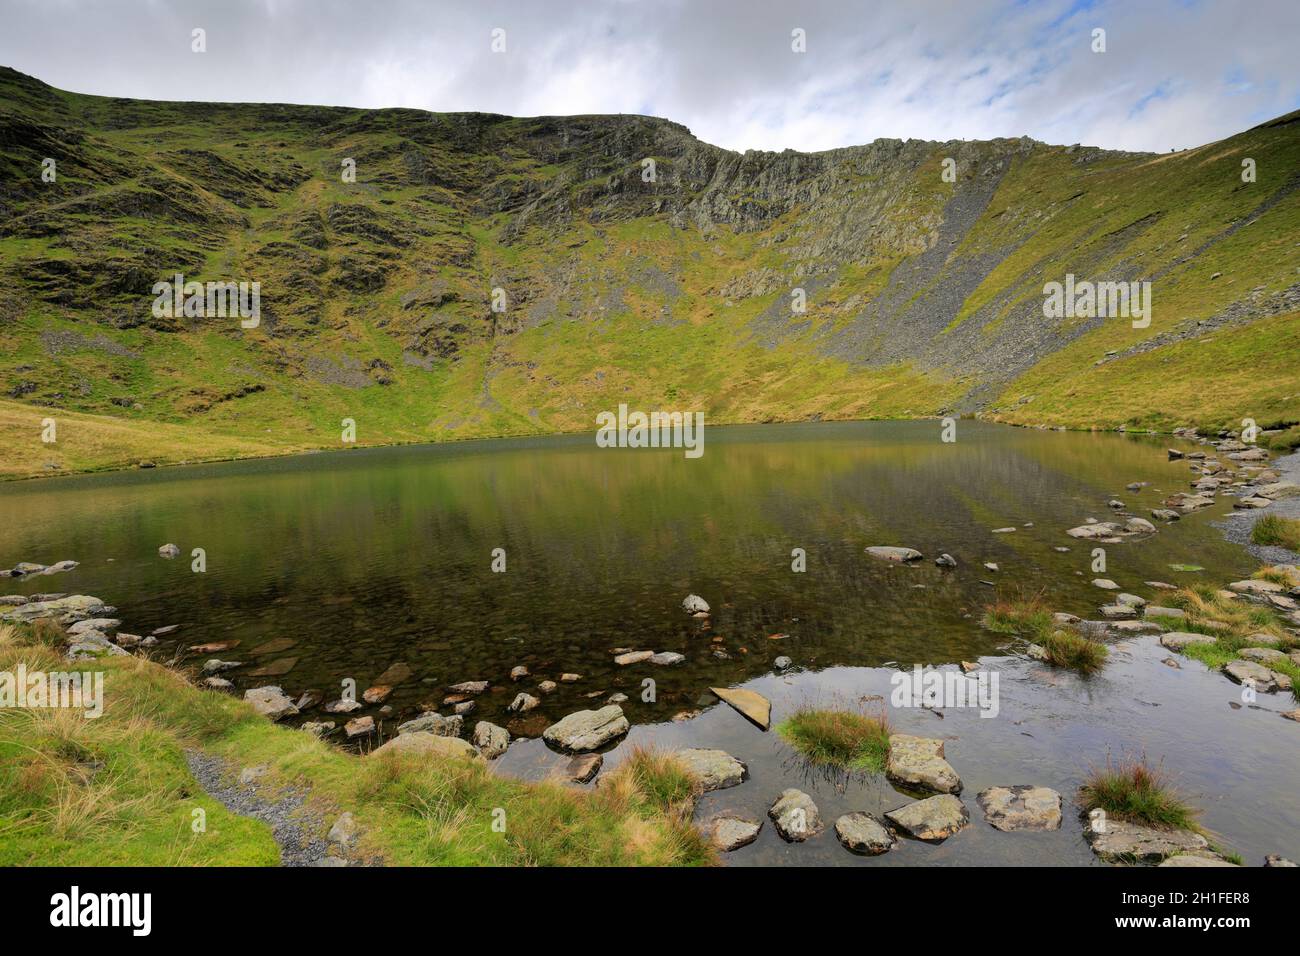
[{"left": 184, "top": 749, "right": 341, "bottom": 867}]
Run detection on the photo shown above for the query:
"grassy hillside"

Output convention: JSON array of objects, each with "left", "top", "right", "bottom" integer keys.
[{"left": 1, "top": 66, "right": 1297, "bottom": 477}]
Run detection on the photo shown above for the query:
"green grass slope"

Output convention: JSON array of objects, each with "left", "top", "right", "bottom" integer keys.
[{"left": 0, "top": 66, "right": 1296, "bottom": 477}]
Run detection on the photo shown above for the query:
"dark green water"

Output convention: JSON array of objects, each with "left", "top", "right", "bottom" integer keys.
[{"left": 5, "top": 420, "right": 1295, "bottom": 866}]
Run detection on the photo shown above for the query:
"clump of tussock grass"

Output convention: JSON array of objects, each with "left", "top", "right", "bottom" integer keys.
[
  {"left": 1251, "top": 514, "right": 1300, "bottom": 551},
  {"left": 777, "top": 706, "right": 891, "bottom": 773},
  {"left": 1079, "top": 754, "right": 1200, "bottom": 832},
  {"left": 981, "top": 592, "right": 1053, "bottom": 641},
  {"left": 1038, "top": 628, "right": 1108, "bottom": 674}
]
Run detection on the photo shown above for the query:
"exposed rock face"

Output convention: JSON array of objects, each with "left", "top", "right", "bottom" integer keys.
[
  {"left": 976, "top": 786, "right": 1062, "bottom": 831},
  {"left": 885, "top": 794, "right": 969, "bottom": 843},
  {"left": 1085, "top": 819, "right": 1208, "bottom": 863},
  {"left": 709, "top": 686, "right": 771, "bottom": 729},
  {"left": 886, "top": 735, "right": 962, "bottom": 794},
  {"left": 471, "top": 720, "right": 510, "bottom": 758},
  {"left": 769, "top": 789, "right": 822, "bottom": 842},
  {"left": 676, "top": 748, "right": 746, "bottom": 791},
  {"left": 542, "top": 705, "right": 629, "bottom": 752},
  {"left": 834, "top": 812, "right": 895, "bottom": 855}
]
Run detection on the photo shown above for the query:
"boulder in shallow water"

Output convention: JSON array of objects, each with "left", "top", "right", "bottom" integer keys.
[
  {"left": 542, "top": 705, "right": 629, "bottom": 752},
  {"left": 676, "top": 748, "right": 746, "bottom": 791},
  {"left": 976, "top": 786, "right": 1062, "bottom": 831},
  {"left": 885, "top": 794, "right": 969, "bottom": 843},
  {"left": 681, "top": 594, "right": 710, "bottom": 614},
  {"left": 834, "top": 812, "right": 895, "bottom": 855},
  {"left": 703, "top": 814, "right": 763, "bottom": 851},
  {"left": 398, "top": 712, "right": 463, "bottom": 737},
  {"left": 886, "top": 735, "right": 962, "bottom": 794},
  {"left": 769, "top": 789, "right": 822, "bottom": 842}
]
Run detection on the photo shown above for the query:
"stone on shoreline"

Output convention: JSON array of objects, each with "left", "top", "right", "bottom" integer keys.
[
  {"left": 244, "top": 686, "right": 299, "bottom": 721},
  {"left": 566, "top": 754, "right": 602, "bottom": 783},
  {"left": 1222, "top": 660, "right": 1291, "bottom": 692},
  {"left": 1159, "top": 632, "right": 1217, "bottom": 651},
  {"left": 472, "top": 721, "right": 510, "bottom": 758},
  {"left": 371, "top": 732, "right": 481, "bottom": 760},
  {"left": 1085, "top": 818, "right": 1208, "bottom": 863}
]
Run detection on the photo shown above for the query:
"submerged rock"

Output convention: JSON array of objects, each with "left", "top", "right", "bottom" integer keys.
[
  {"left": 542, "top": 705, "right": 629, "bottom": 752},
  {"left": 769, "top": 789, "right": 822, "bottom": 842},
  {"left": 834, "top": 812, "right": 895, "bottom": 855}
]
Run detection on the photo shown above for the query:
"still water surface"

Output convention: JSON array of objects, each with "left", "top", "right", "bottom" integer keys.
[{"left": 3, "top": 421, "right": 1293, "bottom": 865}]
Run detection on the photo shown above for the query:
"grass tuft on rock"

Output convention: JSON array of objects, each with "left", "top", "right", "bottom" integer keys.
[
  {"left": 1079, "top": 755, "right": 1200, "bottom": 832},
  {"left": 1251, "top": 514, "right": 1300, "bottom": 551},
  {"left": 777, "top": 707, "right": 891, "bottom": 773}
]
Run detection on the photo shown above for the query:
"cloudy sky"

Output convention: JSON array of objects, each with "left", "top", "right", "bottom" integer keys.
[{"left": 1, "top": 0, "right": 1296, "bottom": 153}]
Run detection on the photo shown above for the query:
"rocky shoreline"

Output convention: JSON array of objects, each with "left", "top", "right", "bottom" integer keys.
[{"left": 4, "top": 430, "right": 1298, "bottom": 867}]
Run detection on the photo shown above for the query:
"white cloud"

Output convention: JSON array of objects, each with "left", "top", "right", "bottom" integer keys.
[{"left": 0, "top": 0, "right": 1295, "bottom": 152}]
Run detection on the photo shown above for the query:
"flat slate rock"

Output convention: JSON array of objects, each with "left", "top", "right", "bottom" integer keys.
[
  {"left": 709, "top": 686, "right": 771, "bottom": 730},
  {"left": 886, "top": 734, "right": 962, "bottom": 794},
  {"left": 1085, "top": 819, "right": 1208, "bottom": 864},
  {"left": 566, "top": 753, "right": 603, "bottom": 783},
  {"left": 676, "top": 748, "right": 746, "bottom": 791},
  {"left": 542, "top": 705, "right": 629, "bottom": 752},
  {"left": 885, "top": 794, "right": 969, "bottom": 843},
  {"left": 243, "top": 685, "right": 298, "bottom": 721},
  {"left": 976, "top": 785, "right": 1062, "bottom": 831},
  {"left": 1222, "top": 659, "right": 1291, "bottom": 692},
  {"left": 834, "top": 812, "right": 895, "bottom": 855}
]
